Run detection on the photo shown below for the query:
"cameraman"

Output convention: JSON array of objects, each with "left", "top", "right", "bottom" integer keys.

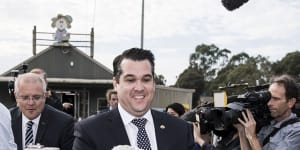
[{"left": 237, "top": 75, "right": 300, "bottom": 150}]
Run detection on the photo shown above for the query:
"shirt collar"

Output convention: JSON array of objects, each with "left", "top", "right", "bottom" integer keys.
[
  {"left": 271, "top": 113, "right": 297, "bottom": 128},
  {"left": 22, "top": 113, "right": 41, "bottom": 125},
  {"left": 118, "top": 104, "right": 153, "bottom": 126}
]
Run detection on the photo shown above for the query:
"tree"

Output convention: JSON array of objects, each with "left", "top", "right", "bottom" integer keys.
[
  {"left": 154, "top": 74, "right": 166, "bottom": 85},
  {"left": 175, "top": 67, "right": 205, "bottom": 93},
  {"left": 175, "top": 44, "right": 231, "bottom": 106},
  {"left": 189, "top": 44, "right": 231, "bottom": 81},
  {"left": 175, "top": 67, "right": 205, "bottom": 106},
  {"left": 272, "top": 51, "right": 300, "bottom": 81},
  {"left": 210, "top": 53, "right": 272, "bottom": 95}
]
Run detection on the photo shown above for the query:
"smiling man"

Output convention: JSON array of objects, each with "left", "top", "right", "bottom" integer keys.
[
  {"left": 10, "top": 73, "right": 74, "bottom": 150},
  {"left": 73, "top": 48, "right": 195, "bottom": 150}
]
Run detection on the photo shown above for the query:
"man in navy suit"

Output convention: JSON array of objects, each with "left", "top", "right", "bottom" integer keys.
[
  {"left": 73, "top": 48, "right": 194, "bottom": 150},
  {"left": 10, "top": 73, "right": 74, "bottom": 150}
]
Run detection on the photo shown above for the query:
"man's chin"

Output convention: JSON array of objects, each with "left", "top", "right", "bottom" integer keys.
[{"left": 270, "top": 113, "right": 278, "bottom": 118}]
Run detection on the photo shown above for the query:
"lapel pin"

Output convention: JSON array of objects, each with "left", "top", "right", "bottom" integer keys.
[{"left": 160, "top": 125, "right": 165, "bottom": 129}]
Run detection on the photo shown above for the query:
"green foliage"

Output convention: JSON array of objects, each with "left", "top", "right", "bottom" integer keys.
[
  {"left": 154, "top": 74, "right": 166, "bottom": 85},
  {"left": 175, "top": 67, "right": 205, "bottom": 93},
  {"left": 272, "top": 51, "right": 300, "bottom": 81},
  {"left": 175, "top": 44, "right": 298, "bottom": 102},
  {"left": 175, "top": 67, "right": 205, "bottom": 106},
  {"left": 189, "top": 44, "right": 231, "bottom": 81},
  {"left": 208, "top": 53, "right": 272, "bottom": 95}
]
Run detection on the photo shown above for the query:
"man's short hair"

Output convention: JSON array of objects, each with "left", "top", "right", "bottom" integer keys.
[
  {"left": 106, "top": 89, "right": 117, "bottom": 102},
  {"left": 270, "top": 74, "right": 299, "bottom": 101},
  {"left": 14, "top": 73, "right": 47, "bottom": 94},
  {"left": 30, "top": 68, "right": 47, "bottom": 83},
  {"left": 165, "top": 102, "right": 185, "bottom": 117},
  {"left": 113, "top": 48, "right": 155, "bottom": 82}
]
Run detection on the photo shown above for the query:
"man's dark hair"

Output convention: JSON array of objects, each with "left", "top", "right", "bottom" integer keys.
[
  {"left": 113, "top": 48, "right": 155, "bottom": 82},
  {"left": 270, "top": 74, "right": 299, "bottom": 101},
  {"left": 113, "top": 54, "right": 122, "bottom": 77},
  {"left": 165, "top": 102, "right": 185, "bottom": 117}
]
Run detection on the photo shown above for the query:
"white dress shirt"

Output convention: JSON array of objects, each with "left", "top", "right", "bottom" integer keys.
[
  {"left": 0, "top": 103, "right": 17, "bottom": 150},
  {"left": 22, "top": 114, "right": 41, "bottom": 149},
  {"left": 118, "top": 104, "right": 158, "bottom": 150}
]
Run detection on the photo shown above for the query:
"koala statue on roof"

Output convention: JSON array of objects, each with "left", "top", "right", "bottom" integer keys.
[{"left": 51, "top": 14, "right": 73, "bottom": 43}]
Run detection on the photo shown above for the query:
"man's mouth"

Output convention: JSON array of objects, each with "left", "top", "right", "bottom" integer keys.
[{"left": 134, "top": 95, "right": 145, "bottom": 99}]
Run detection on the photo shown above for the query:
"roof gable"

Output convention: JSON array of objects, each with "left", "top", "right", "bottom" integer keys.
[{"left": 2, "top": 45, "right": 113, "bottom": 80}]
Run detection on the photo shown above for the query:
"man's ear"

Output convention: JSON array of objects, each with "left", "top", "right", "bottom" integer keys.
[
  {"left": 14, "top": 92, "right": 20, "bottom": 106},
  {"left": 112, "top": 77, "right": 118, "bottom": 90},
  {"left": 288, "top": 97, "right": 297, "bottom": 108}
]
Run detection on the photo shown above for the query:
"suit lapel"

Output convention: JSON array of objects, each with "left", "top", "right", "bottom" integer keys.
[
  {"left": 35, "top": 105, "right": 49, "bottom": 144},
  {"left": 152, "top": 110, "right": 168, "bottom": 150},
  {"left": 108, "top": 109, "right": 131, "bottom": 145}
]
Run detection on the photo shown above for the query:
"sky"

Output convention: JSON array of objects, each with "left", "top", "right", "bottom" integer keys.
[{"left": 0, "top": 0, "right": 300, "bottom": 85}]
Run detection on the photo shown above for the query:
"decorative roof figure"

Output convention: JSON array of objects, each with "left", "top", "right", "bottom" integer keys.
[{"left": 51, "top": 14, "right": 72, "bottom": 43}]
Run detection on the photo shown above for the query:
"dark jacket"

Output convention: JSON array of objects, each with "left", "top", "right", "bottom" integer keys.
[
  {"left": 73, "top": 108, "right": 195, "bottom": 150},
  {"left": 10, "top": 105, "right": 75, "bottom": 150},
  {"left": 46, "top": 96, "right": 63, "bottom": 111}
]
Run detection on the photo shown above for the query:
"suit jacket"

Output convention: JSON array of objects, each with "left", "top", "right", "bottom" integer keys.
[
  {"left": 46, "top": 96, "right": 63, "bottom": 111},
  {"left": 10, "top": 105, "right": 75, "bottom": 150},
  {"left": 73, "top": 108, "right": 194, "bottom": 150}
]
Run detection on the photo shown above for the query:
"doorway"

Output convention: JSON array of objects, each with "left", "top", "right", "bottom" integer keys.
[{"left": 56, "top": 90, "right": 90, "bottom": 120}]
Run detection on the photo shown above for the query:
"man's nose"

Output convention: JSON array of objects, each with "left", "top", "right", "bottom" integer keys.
[
  {"left": 134, "top": 81, "right": 144, "bottom": 91},
  {"left": 27, "top": 98, "right": 36, "bottom": 105}
]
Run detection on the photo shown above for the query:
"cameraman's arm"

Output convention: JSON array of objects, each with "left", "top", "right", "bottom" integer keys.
[
  {"left": 239, "top": 109, "right": 262, "bottom": 150},
  {"left": 193, "top": 122, "right": 216, "bottom": 150},
  {"left": 234, "top": 123, "right": 250, "bottom": 150}
]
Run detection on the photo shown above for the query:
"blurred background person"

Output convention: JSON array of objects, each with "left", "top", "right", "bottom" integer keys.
[
  {"left": 30, "top": 68, "right": 63, "bottom": 111},
  {"left": 165, "top": 102, "right": 185, "bottom": 118},
  {"left": 106, "top": 89, "right": 118, "bottom": 110}
]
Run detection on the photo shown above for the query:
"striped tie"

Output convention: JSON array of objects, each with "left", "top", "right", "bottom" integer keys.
[
  {"left": 25, "top": 121, "right": 34, "bottom": 146},
  {"left": 132, "top": 118, "right": 151, "bottom": 150}
]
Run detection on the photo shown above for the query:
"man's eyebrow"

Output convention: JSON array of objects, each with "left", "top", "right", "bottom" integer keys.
[
  {"left": 144, "top": 74, "right": 153, "bottom": 78},
  {"left": 123, "top": 74, "right": 135, "bottom": 78}
]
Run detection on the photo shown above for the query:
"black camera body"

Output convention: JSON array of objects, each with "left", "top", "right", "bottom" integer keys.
[
  {"left": 183, "top": 85, "right": 272, "bottom": 136},
  {"left": 8, "top": 64, "right": 28, "bottom": 101}
]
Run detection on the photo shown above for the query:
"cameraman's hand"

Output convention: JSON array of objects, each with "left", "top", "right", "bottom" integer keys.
[
  {"left": 238, "top": 109, "right": 257, "bottom": 140},
  {"left": 233, "top": 123, "right": 244, "bottom": 132},
  {"left": 193, "top": 122, "right": 205, "bottom": 146}
]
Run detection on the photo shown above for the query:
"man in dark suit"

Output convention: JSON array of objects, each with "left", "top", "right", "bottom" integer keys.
[
  {"left": 73, "top": 48, "right": 194, "bottom": 150},
  {"left": 10, "top": 73, "right": 74, "bottom": 150}
]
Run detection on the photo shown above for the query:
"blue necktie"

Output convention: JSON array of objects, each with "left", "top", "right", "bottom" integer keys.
[
  {"left": 25, "top": 121, "right": 34, "bottom": 146},
  {"left": 132, "top": 118, "right": 152, "bottom": 150}
]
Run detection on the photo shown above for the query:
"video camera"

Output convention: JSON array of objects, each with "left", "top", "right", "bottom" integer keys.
[
  {"left": 182, "top": 83, "right": 272, "bottom": 136},
  {"left": 8, "top": 64, "right": 28, "bottom": 101}
]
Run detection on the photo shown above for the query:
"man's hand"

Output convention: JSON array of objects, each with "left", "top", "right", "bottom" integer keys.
[
  {"left": 238, "top": 109, "right": 262, "bottom": 150},
  {"left": 63, "top": 102, "right": 73, "bottom": 110},
  {"left": 238, "top": 109, "right": 257, "bottom": 140},
  {"left": 193, "top": 122, "right": 206, "bottom": 146}
]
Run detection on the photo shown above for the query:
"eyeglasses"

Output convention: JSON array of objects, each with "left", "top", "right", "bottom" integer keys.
[{"left": 17, "top": 95, "right": 44, "bottom": 101}]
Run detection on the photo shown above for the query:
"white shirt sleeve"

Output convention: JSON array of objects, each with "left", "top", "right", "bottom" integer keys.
[{"left": 0, "top": 103, "right": 17, "bottom": 150}]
